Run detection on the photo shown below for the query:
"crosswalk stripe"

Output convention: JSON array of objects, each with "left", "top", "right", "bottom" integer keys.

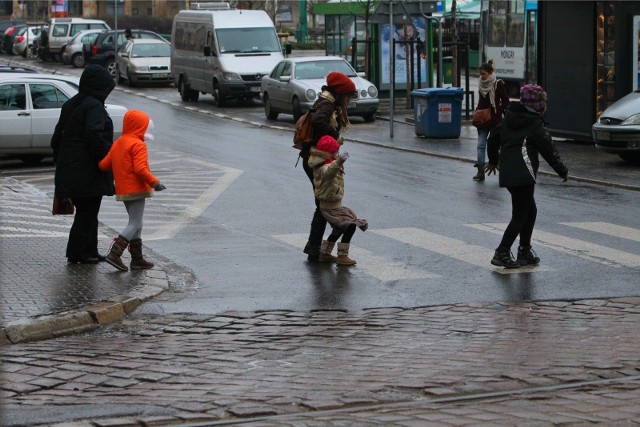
[
  {"left": 562, "top": 222, "right": 640, "bottom": 243},
  {"left": 467, "top": 223, "right": 640, "bottom": 269},
  {"left": 272, "top": 233, "right": 440, "bottom": 281},
  {"left": 372, "top": 227, "right": 552, "bottom": 274}
]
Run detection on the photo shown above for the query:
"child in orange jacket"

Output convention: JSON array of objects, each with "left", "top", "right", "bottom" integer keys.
[{"left": 98, "top": 109, "right": 165, "bottom": 272}]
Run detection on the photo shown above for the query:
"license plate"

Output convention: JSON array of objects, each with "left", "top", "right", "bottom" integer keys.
[
  {"left": 251, "top": 86, "right": 261, "bottom": 92},
  {"left": 151, "top": 73, "right": 168, "bottom": 78},
  {"left": 595, "top": 130, "right": 610, "bottom": 141},
  {"left": 347, "top": 102, "right": 356, "bottom": 109}
]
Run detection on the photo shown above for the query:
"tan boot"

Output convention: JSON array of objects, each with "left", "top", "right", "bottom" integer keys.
[
  {"left": 318, "top": 240, "right": 337, "bottom": 262},
  {"left": 473, "top": 163, "right": 485, "bottom": 181},
  {"left": 336, "top": 242, "right": 356, "bottom": 266},
  {"left": 106, "top": 235, "right": 129, "bottom": 272},
  {"left": 128, "top": 238, "right": 155, "bottom": 269}
]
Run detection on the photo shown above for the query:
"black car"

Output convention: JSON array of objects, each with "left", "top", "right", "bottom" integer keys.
[
  {"left": 88, "top": 29, "right": 167, "bottom": 78},
  {"left": 2, "top": 23, "right": 26, "bottom": 54},
  {"left": 0, "top": 19, "right": 26, "bottom": 52}
]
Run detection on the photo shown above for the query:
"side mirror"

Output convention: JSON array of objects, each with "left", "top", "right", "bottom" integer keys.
[
  {"left": 279, "top": 75, "right": 291, "bottom": 82},
  {"left": 203, "top": 46, "right": 211, "bottom": 56},
  {"left": 121, "top": 52, "right": 129, "bottom": 58}
]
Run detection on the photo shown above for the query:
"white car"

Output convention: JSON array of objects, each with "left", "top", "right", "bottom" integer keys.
[
  {"left": 62, "top": 29, "right": 105, "bottom": 68},
  {"left": 116, "top": 38, "right": 172, "bottom": 87},
  {"left": 12, "top": 26, "right": 41, "bottom": 57},
  {"left": 0, "top": 73, "right": 126, "bottom": 164}
]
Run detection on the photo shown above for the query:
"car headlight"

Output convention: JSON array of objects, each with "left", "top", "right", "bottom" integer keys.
[
  {"left": 135, "top": 65, "right": 149, "bottom": 72},
  {"left": 305, "top": 89, "right": 317, "bottom": 101},
  {"left": 621, "top": 113, "right": 640, "bottom": 125},
  {"left": 367, "top": 85, "right": 378, "bottom": 98},
  {"left": 222, "top": 72, "right": 242, "bottom": 81}
]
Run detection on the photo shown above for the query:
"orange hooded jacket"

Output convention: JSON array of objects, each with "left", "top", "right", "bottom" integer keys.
[{"left": 99, "top": 110, "right": 159, "bottom": 201}]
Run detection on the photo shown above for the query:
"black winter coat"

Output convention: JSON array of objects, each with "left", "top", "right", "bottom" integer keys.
[
  {"left": 487, "top": 102, "right": 568, "bottom": 188},
  {"left": 51, "top": 64, "right": 116, "bottom": 198}
]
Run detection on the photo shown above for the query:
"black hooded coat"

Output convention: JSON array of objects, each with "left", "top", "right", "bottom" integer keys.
[
  {"left": 51, "top": 64, "right": 116, "bottom": 198},
  {"left": 487, "top": 102, "right": 568, "bottom": 188}
]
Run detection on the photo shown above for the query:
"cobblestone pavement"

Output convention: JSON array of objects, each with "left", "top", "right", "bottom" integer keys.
[{"left": 2, "top": 298, "right": 640, "bottom": 426}]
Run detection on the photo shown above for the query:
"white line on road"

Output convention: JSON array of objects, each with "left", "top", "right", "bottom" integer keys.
[
  {"left": 561, "top": 222, "right": 640, "bottom": 243},
  {"left": 272, "top": 233, "right": 440, "bottom": 281},
  {"left": 467, "top": 223, "right": 640, "bottom": 269},
  {"left": 372, "top": 227, "right": 552, "bottom": 274}
]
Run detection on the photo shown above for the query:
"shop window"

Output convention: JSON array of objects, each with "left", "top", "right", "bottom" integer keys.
[{"left": 596, "top": 2, "right": 616, "bottom": 116}]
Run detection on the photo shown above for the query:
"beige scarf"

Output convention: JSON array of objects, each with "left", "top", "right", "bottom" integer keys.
[
  {"left": 478, "top": 73, "right": 497, "bottom": 112},
  {"left": 319, "top": 90, "right": 351, "bottom": 132}
]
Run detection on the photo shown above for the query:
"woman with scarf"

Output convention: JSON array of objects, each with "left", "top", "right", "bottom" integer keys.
[
  {"left": 474, "top": 60, "right": 509, "bottom": 181},
  {"left": 301, "top": 72, "right": 356, "bottom": 262}
]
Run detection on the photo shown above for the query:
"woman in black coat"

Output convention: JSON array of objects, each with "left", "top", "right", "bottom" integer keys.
[
  {"left": 51, "top": 64, "right": 116, "bottom": 264},
  {"left": 485, "top": 84, "right": 568, "bottom": 268}
]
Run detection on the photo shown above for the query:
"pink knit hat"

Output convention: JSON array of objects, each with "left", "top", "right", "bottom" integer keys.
[
  {"left": 520, "top": 84, "right": 547, "bottom": 113},
  {"left": 316, "top": 135, "right": 341, "bottom": 154}
]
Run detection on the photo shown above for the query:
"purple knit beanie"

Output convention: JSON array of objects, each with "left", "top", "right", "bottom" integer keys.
[{"left": 520, "top": 84, "right": 547, "bottom": 113}]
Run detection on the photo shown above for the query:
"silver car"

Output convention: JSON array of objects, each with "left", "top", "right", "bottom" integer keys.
[
  {"left": 62, "top": 29, "right": 104, "bottom": 68},
  {"left": 115, "top": 38, "right": 172, "bottom": 87},
  {"left": 0, "top": 73, "right": 126, "bottom": 163},
  {"left": 592, "top": 90, "right": 640, "bottom": 163},
  {"left": 11, "top": 26, "right": 41, "bottom": 57},
  {"left": 260, "top": 56, "right": 379, "bottom": 122}
]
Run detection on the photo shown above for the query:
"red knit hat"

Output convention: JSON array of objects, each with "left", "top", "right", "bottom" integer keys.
[
  {"left": 316, "top": 135, "right": 341, "bottom": 154},
  {"left": 326, "top": 72, "right": 356, "bottom": 95}
]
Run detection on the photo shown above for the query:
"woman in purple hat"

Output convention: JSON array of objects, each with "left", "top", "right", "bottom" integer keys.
[{"left": 485, "top": 84, "right": 569, "bottom": 268}]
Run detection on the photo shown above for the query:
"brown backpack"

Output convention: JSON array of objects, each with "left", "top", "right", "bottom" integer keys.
[{"left": 292, "top": 107, "right": 316, "bottom": 150}]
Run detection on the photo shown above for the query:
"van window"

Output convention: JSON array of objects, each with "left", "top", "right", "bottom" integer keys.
[
  {"left": 174, "top": 22, "right": 204, "bottom": 52},
  {"left": 70, "top": 24, "right": 90, "bottom": 37},
  {"left": 89, "top": 23, "right": 107, "bottom": 30},
  {"left": 216, "top": 27, "right": 280, "bottom": 53},
  {"left": 52, "top": 24, "right": 68, "bottom": 37}
]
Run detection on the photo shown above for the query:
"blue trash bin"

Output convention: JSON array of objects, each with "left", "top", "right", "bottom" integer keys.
[{"left": 412, "top": 87, "right": 464, "bottom": 138}]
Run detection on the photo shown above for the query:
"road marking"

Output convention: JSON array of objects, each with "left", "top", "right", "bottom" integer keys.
[
  {"left": 372, "top": 227, "right": 551, "bottom": 274},
  {"left": 561, "top": 222, "right": 640, "bottom": 243},
  {"left": 272, "top": 233, "right": 440, "bottom": 281},
  {"left": 467, "top": 223, "right": 640, "bottom": 269}
]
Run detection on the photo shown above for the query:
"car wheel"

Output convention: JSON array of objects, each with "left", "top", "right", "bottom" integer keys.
[
  {"left": 106, "top": 59, "right": 118, "bottom": 79},
  {"left": 618, "top": 152, "right": 640, "bottom": 164},
  {"left": 292, "top": 97, "right": 303, "bottom": 122},
  {"left": 179, "top": 78, "right": 199, "bottom": 102},
  {"left": 264, "top": 94, "right": 278, "bottom": 120},
  {"left": 71, "top": 52, "right": 84, "bottom": 68},
  {"left": 19, "top": 155, "right": 44, "bottom": 165},
  {"left": 213, "top": 82, "right": 225, "bottom": 107},
  {"left": 363, "top": 112, "right": 376, "bottom": 123},
  {"left": 127, "top": 70, "right": 136, "bottom": 88}
]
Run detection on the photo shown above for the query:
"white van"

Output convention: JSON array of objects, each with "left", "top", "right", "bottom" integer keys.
[
  {"left": 171, "top": 5, "right": 289, "bottom": 106},
  {"left": 46, "top": 18, "right": 110, "bottom": 59}
]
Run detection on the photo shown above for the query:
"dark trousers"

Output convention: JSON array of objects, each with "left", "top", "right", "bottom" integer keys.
[
  {"left": 67, "top": 196, "right": 102, "bottom": 260},
  {"left": 327, "top": 224, "right": 356, "bottom": 244},
  {"left": 301, "top": 150, "right": 327, "bottom": 256},
  {"left": 497, "top": 184, "right": 537, "bottom": 251}
]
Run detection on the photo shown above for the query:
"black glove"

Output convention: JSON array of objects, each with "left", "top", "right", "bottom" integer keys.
[{"left": 154, "top": 182, "right": 166, "bottom": 191}]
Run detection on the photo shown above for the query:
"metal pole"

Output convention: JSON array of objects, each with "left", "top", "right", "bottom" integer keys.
[
  {"left": 114, "top": 0, "right": 118, "bottom": 33},
  {"left": 389, "top": 0, "right": 394, "bottom": 138}
]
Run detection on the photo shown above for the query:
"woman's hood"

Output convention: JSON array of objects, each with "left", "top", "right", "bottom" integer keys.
[
  {"left": 79, "top": 64, "right": 115, "bottom": 103},
  {"left": 122, "top": 110, "right": 150, "bottom": 139}
]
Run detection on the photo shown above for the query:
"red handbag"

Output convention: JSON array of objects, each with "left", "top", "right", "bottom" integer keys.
[{"left": 472, "top": 107, "right": 492, "bottom": 128}]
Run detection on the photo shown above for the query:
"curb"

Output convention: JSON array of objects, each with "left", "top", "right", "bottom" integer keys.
[{"left": 0, "top": 268, "right": 169, "bottom": 345}]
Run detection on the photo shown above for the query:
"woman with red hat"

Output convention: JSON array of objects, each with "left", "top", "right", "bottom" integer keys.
[
  {"left": 301, "top": 71, "right": 357, "bottom": 262},
  {"left": 307, "top": 135, "right": 367, "bottom": 265}
]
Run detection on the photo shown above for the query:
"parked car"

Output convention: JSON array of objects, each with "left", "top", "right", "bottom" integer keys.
[
  {"left": 0, "top": 65, "right": 39, "bottom": 73},
  {"left": 38, "top": 18, "right": 109, "bottom": 61},
  {"left": 2, "top": 24, "right": 26, "bottom": 54},
  {"left": 12, "top": 26, "right": 41, "bottom": 57},
  {"left": 592, "top": 90, "right": 640, "bottom": 163},
  {"left": 61, "top": 29, "right": 104, "bottom": 67},
  {"left": 115, "top": 39, "right": 171, "bottom": 87},
  {"left": 0, "top": 19, "right": 25, "bottom": 52},
  {"left": 260, "top": 56, "right": 379, "bottom": 122},
  {"left": 89, "top": 29, "right": 168, "bottom": 79},
  {"left": 0, "top": 73, "right": 126, "bottom": 163}
]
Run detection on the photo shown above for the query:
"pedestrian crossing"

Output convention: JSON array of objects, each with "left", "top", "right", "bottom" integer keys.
[{"left": 273, "top": 222, "right": 640, "bottom": 280}]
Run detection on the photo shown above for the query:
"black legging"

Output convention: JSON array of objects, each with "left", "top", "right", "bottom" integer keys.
[
  {"left": 67, "top": 196, "right": 102, "bottom": 260},
  {"left": 327, "top": 223, "right": 356, "bottom": 244},
  {"left": 497, "top": 184, "right": 537, "bottom": 251},
  {"left": 301, "top": 150, "right": 327, "bottom": 255}
]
